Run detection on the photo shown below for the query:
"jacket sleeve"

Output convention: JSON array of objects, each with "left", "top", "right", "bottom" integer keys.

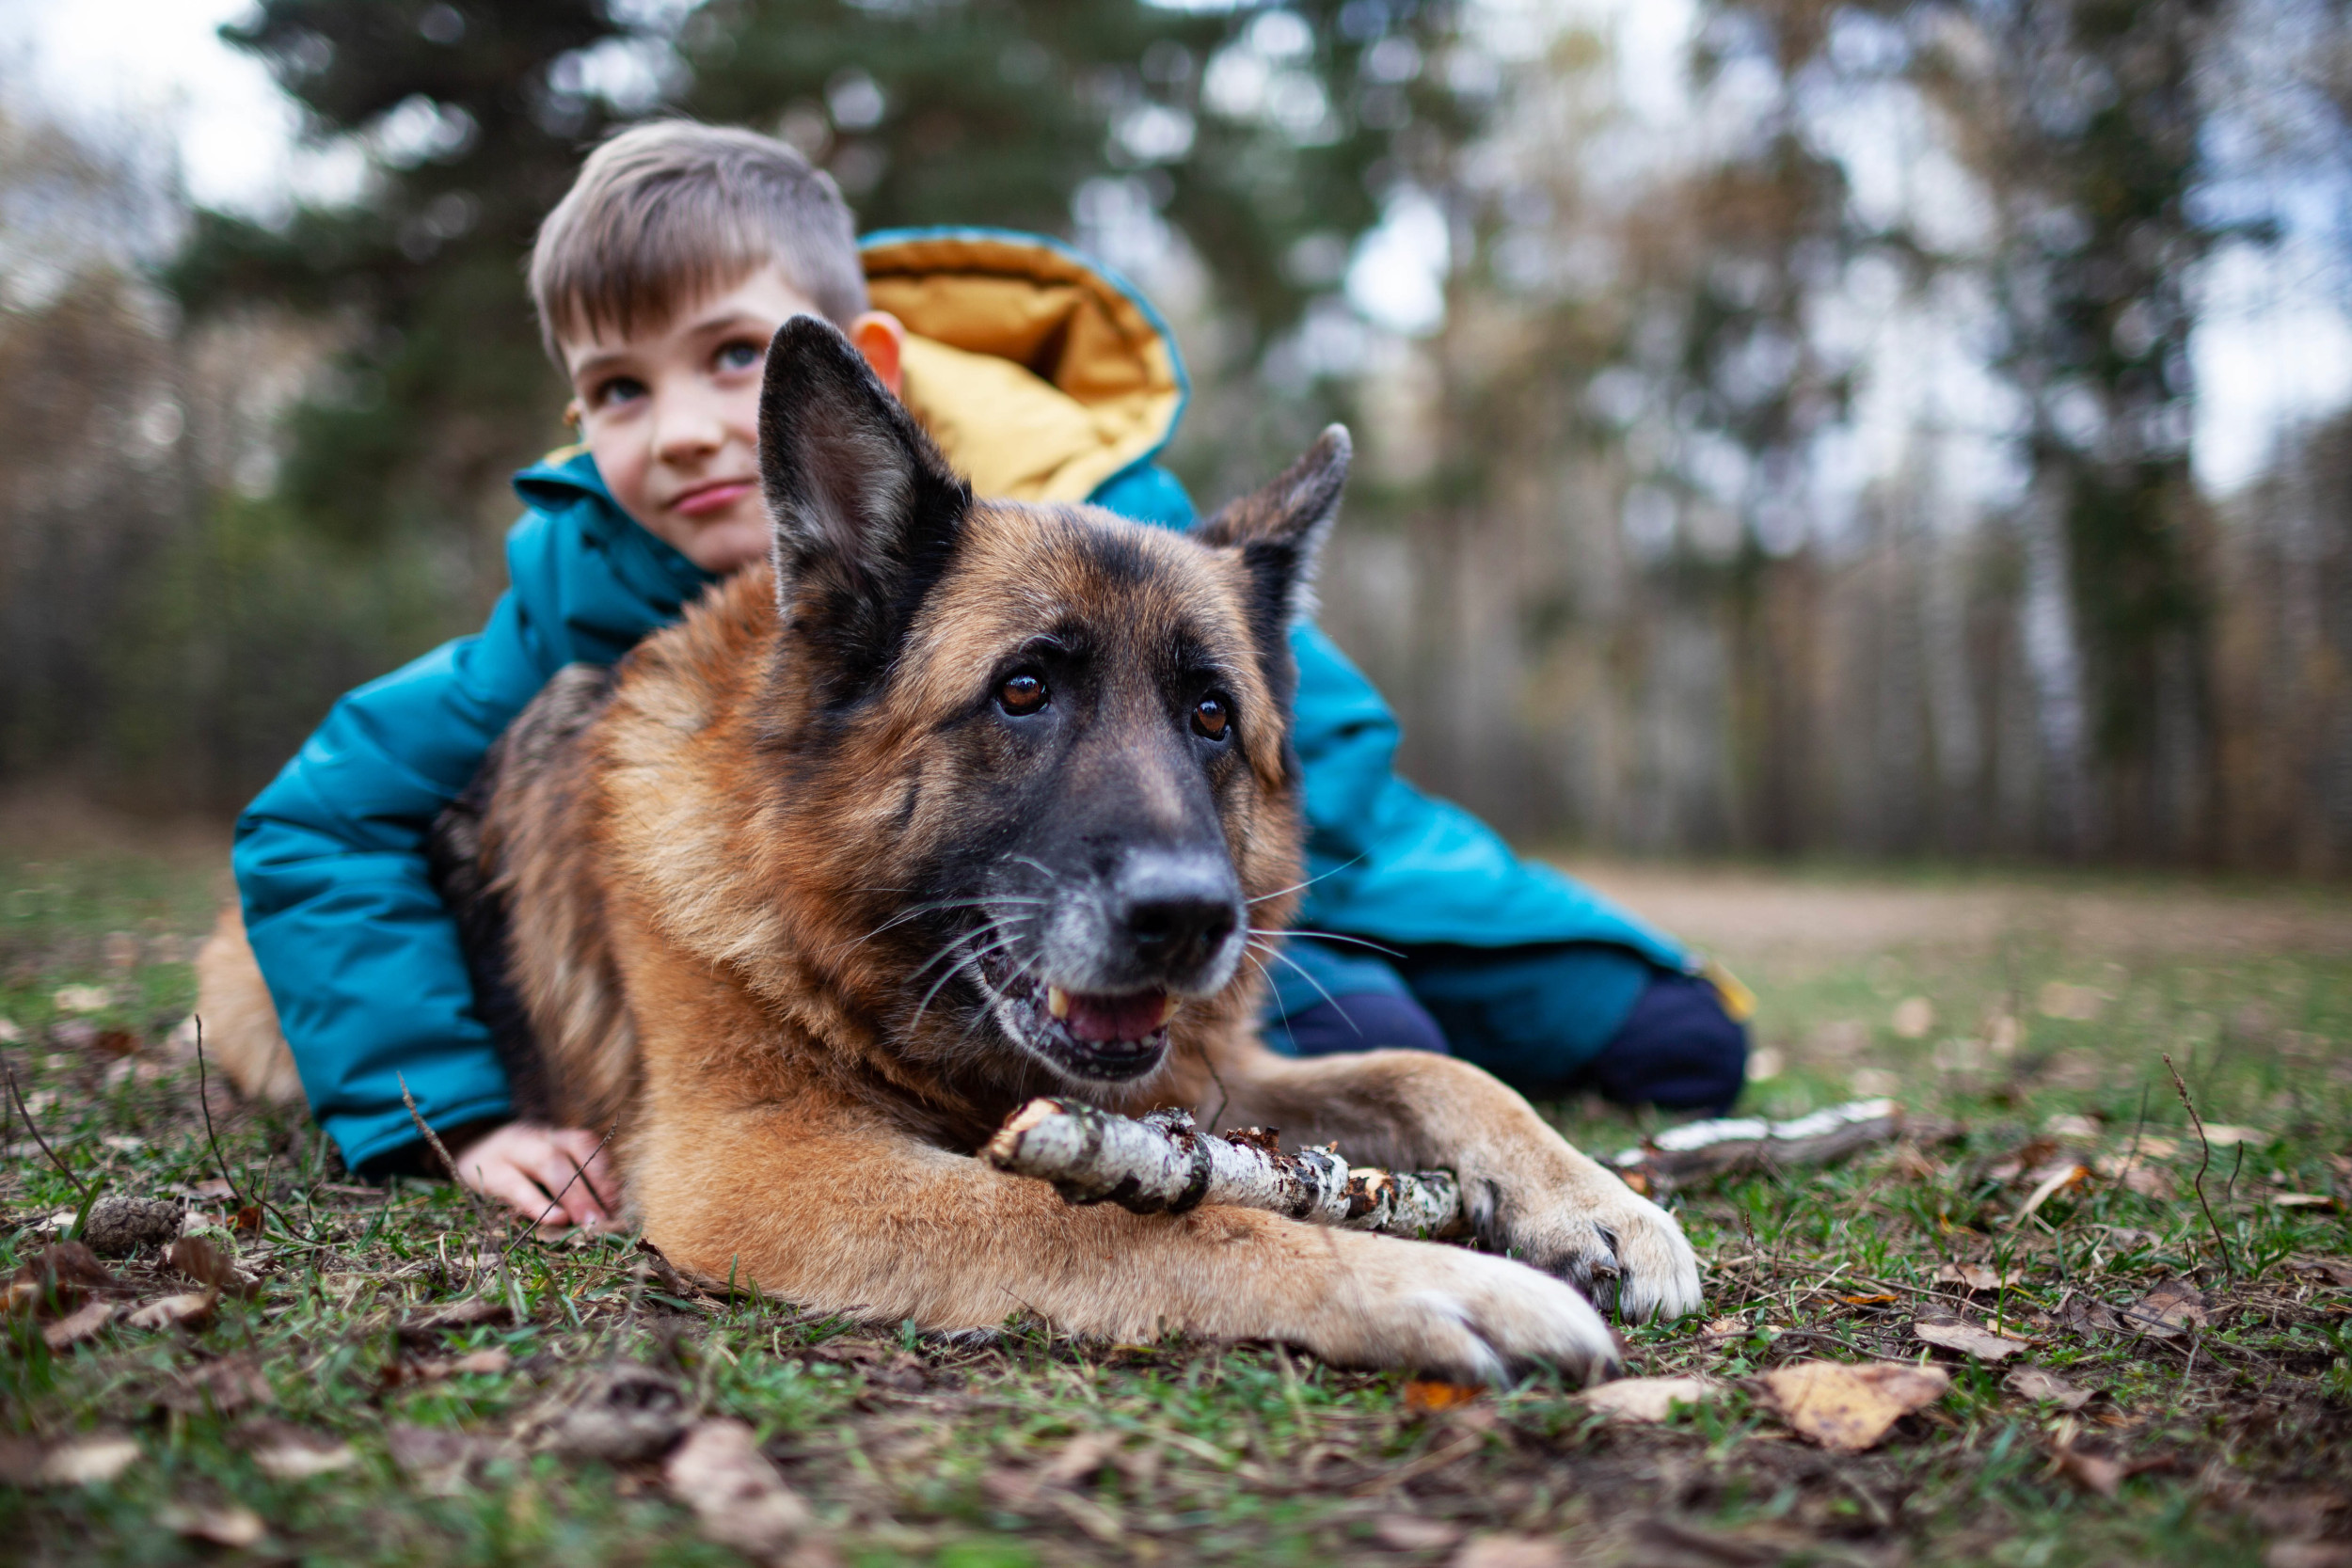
[{"left": 232, "top": 552, "right": 573, "bottom": 1172}]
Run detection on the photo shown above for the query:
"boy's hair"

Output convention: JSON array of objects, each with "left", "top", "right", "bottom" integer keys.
[{"left": 529, "top": 119, "right": 866, "bottom": 362}]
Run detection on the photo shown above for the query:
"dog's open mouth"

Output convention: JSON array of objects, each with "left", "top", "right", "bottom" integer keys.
[{"left": 992, "top": 970, "right": 1178, "bottom": 1081}]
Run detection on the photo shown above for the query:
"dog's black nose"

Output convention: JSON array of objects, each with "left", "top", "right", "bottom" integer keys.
[{"left": 1113, "top": 853, "right": 1241, "bottom": 977}]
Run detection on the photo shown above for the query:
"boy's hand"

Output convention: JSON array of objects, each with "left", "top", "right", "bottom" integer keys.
[{"left": 448, "top": 1122, "right": 617, "bottom": 1231}]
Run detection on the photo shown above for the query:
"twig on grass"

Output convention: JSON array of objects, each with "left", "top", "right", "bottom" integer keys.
[
  {"left": 2163, "top": 1053, "right": 2235, "bottom": 1278},
  {"left": 6, "top": 1065, "right": 88, "bottom": 1201},
  {"left": 398, "top": 1070, "right": 503, "bottom": 1294},
  {"left": 193, "top": 1019, "right": 297, "bottom": 1235}
]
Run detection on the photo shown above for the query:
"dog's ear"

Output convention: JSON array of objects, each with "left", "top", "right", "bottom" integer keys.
[
  {"left": 759, "top": 316, "right": 971, "bottom": 694},
  {"left": 1190, "top": 425, "right": 1349, "bottom": 643}
]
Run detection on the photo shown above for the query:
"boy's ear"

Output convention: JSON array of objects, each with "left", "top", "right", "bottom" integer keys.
[
  {"left": 758, "top": 316, "right": 970, "bottom": 698},
  {"left": 1190, "top": 424, "right": 1350, "bottom": 643},
  {"left": 849, "top": 310, "right": 905, "bottom": 397}
]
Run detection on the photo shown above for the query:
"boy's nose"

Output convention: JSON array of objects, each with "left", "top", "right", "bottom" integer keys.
[{"left": 653, "top": 400, "right": 727, "bottom": 460}]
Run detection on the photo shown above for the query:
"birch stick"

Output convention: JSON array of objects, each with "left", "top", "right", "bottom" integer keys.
[{"left": 981, "top": 1099, "right": 1469, "bottom": 1239}]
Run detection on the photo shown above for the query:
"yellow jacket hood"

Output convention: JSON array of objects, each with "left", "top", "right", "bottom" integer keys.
[{"left": 859, "top": 229, "right": 1187, "bottom": 505}]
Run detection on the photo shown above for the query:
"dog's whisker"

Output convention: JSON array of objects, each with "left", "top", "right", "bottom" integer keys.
[
  {"left": 1246, "top": 927, "right": 1405, "bottom": 959},
  {"left": 1245, "top": 854, "right": 1366, "bottom": 906}
]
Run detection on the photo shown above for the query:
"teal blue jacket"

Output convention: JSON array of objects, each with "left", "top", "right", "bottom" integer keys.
[{"left": 233, "top": 240, "right": 1688, "bottom": 1170}]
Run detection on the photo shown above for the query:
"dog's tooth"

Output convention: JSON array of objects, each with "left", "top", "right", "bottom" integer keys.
[
  {"left": 1157, "top": 995, "right": 1181, "bottom": 1027},
  {"left": 1047, "top": 986, "right": 1071, "bottom": 1021}
]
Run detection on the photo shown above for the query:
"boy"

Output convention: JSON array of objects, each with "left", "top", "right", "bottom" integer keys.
[{"left": 232, "top": 121, "right": 1747, "bottom": 1228}]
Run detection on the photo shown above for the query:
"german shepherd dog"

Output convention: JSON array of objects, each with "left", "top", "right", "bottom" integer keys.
[{"left": 201, "top": 320, "right": 1700, "bottom": 1381}]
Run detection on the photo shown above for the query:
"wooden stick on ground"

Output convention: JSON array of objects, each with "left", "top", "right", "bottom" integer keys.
[{"left": 981, "top": 1099, "right": 1468, "bottom": 1238}]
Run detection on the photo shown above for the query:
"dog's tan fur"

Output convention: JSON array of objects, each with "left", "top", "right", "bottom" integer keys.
[{"left": 199, "top": 323, "right": 1699, "bottom": 1380}]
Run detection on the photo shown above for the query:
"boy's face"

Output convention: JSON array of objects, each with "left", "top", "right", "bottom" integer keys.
[{"left": 560, "top": 265, "right": 842, "bottom": 575}]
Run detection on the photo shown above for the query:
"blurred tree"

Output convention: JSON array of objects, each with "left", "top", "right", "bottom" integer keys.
[
  {"left": 171, "top": 0, "right": 650, "bottom": 556},
  {"left": 175, "top": 0, "right": 1475, "bottom": 562}
]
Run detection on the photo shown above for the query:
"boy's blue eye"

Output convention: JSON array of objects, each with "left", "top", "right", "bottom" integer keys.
[
  {"left": 716, "top": 340, "right": 762, "bottom": 372},
  {"left": 592, "top": 375, "right": 646, "bottom": 408}
]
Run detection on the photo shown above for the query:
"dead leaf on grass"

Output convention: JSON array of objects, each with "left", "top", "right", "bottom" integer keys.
[
  {"left": 1934, "top": 1262, "right": 2020, "bottom": 1292},
  {"left": 39, "top": 1434, "right": 142, "bottom": 1486},
  {"left": 1404, "top": 1379, "right": 1485, "bottom": 1414},
  {"left": 1581, "top": 1375, "right": 1716, "bottom": 1423},
  {"left": 1759, "top": 1360, "right": 1951, "bottom": 1451},
  {"left": 8, "top": 1243, "right": 118, "bottom": 1316},
  {"left": 2198, "top": 1124, "right": 2265, "bottom": 1148},
  {"left": 542, "top": 1364, "right": 688, "bottom": 1463},
  {"left": 449, "top": 1347, "right": 511, "bottom": 1376},
  {"left": 389, "top": 1423, "right": 497, "bottom": 1496},
  {"left": 2011, "top": 1161, "right": 2090, "bottom": 1227},
  {"left": 41, "top": 1299, "right": 119, "bottom": 1350},
  {"left": 167, "top": 1236, "right": 257, "bottom": 1299},
  {"left": 2052, "top": 1443, "right": 2124, "bottom": 1497},
  {"left": 664, "top": 1418, "right": 818, "bottom": 1563},
  {"left": 1450, "top": 1535, "right": 1572, "bottom": 1568},
  {"left": 1704, "top": 1315, "right": 1750, "bottom": 1338},
  {"left": 2125, "top": 1278, "right": 2208, "bottom": 1338},
  {"left": 1915, "top": 1316, "right": 2034, "bottom": 1362},
  {"left": 125, "top": 1292, "right": 215, "bottom": 1332},
  {"left": 2271, "top": 1194, "right": 2342, "bottom": 1212},
  {"left": 2266, "top": 1544, "right": 2352, "bottom": 1568},
  {"left": 157, "top": 1501, "right": 265, "bottom": 1547},
  {"left": 1375, "top": 1514, "right": 1466, "bottom": 1551},
  {"left": 398, "top": 1296, "right": 512, "bottom": 1341},
  {"left": 2285, "top": 1256, "right": 2352, "bottom": 1288},
  {"left": 245, "top": 1422, "right": 358, "bottom": 1481},
  {"left": 2006, "top": 1367, "right": 2093, "bottom": 1409},
  {"left": 164, "top": 1355, "right": 275, "bottom": 1416},
  {"left": 2093, "top": 1153, "right": 2175, "bottom": 1198}
]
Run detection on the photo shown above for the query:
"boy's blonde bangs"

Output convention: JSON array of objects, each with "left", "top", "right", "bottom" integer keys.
[{"left": 531, "top": 120, "right": 866, "bottom": 363}]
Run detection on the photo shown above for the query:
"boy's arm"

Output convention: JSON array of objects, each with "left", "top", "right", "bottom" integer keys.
[{"left": 233, "top": 573, "right": 571, "bottom": 1174}]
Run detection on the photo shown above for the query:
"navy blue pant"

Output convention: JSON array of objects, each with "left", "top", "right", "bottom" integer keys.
[{"left": 1267, "top": 944, "right": 1747, "bottom": 1116}]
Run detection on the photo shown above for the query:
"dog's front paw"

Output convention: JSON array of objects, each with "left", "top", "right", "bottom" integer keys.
[
  {"left": 1327, "top": 1244, "right": 1621, "bottom": 1386},
  {"left": 1491, "top": 1179, "right": 1703, "bottom": 1324}
]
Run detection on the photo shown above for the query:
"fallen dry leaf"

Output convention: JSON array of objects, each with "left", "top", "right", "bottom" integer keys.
[
  {"left": 1986, "top": 1138, "right": 2059, "bottom": 1182},
  {"left": 40, "top": 1434, "right": 142, "bottom": 1486},
  {"left": 1760, "top": 1360, "right": 1951, "bottom": 1451},
  {"left": 388, "top": 1423, "right": 497, "bottom": 1497},
  {"left": 1914, "top": 1316, "right": 2034, "bottom": 1362},
  {"left": 246, "top": 1422, "right": 358, "bottom": 1481},
  {"left": 449, "top": 1347, "right": 512, "bottom": 1376},
  {"left": 167, "top": 1236, "right": 258, "bottom": 1300},
  {"left": 542, "top": 1365, "right": 688, "bottom": 1463},
  {"left": 1837, "top": 1291, "right": 1899, "bottom": 1305},
  {"left": 52, "top": 984, "right": 112, "bottom": 1015},
  {"left": 157, "top": 1501, "right": 265, "bottom": 1548},
  {"left": 2271, "top": 1194, "right": 2342, "bottom": 1212},
  {"left": 1404, "top": 1379, "right": 1485, "bottom": 1414},
  {"left": 2126, "top": 1278, "right": 2208, "bottom": 1338},
  {"left": 2052, "top": 1443, "right": 2123, "bottom": 1497},
  {"left": 164, "top": 1355, "right": 275, "bottom": 1416},
  {"left": 41, "top": 1299, "right": 119, "bottom": 1350},
  {"left": 2093, "top": 1153, "right": 2175, "bottom": 1198},
  {"left": 2286, "top": 1256, "right": 2352, "bottom": 1288},
  {"left": 1891, "top": 996, "right": 1936, "bottom": 1038},
  {"left": 398, "top": 1296, "right": 512, "bottom": 1341},
  {"left": 1581, "top": 1376, "right": 1715, "bottom": 1423},
  {"left": 1934, "top": 1262, "right": 2018, "bottom": 1292},
  {"left": 2006, "top": 1367, "right": 2094, "bottom": 1409},
  {"left": 1705, "top": 1315, "right": 1750, "bottom": 1337},
  {"left": 2198, "top": 1124, "right": 2264, "bottom": 1148},
  {"left": 2266, "top": 1544, "right": 2352, "bottom": 1568},
  {"left": 664, "top": 1418, "right": 816, "bottom": 1562},
  {"left": 1375, "top": 1514, "right": 1466, "bottom": 1551},
  {"left": 1451, "top": 1535, "right": 1572, "bottom": 1568},
  {"left": 2043, "top": 1113, "right": 2101, "bottom": 1140},
  {"left": 2011, "top": 1161, "right": 2090, "bottom": 1227},
  {"left": 125, "top": 1292, "right": 216, "bottom": 1332},
  {"left": 2036, "top": 981, "right": 2107, "bottom": 1022}
]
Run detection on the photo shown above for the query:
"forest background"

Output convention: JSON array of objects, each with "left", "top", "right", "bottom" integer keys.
[{"left": 5, "top": 0, "right": 2351, "bottom": 872}]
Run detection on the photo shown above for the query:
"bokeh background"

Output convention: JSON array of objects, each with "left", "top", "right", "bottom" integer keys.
[{"left": 4, "top": 0, "right": 2350, "bottom": 871}]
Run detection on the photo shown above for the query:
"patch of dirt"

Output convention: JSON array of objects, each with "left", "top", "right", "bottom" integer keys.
[{"left": 1555, "top": 860, "right": 2352, "bottom": 966}]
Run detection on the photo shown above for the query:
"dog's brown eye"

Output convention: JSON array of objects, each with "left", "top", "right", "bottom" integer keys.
[
  {"left": 1192, "top": 694, "right": 1230, "bottom": 739},
  {"left": 998, "top": 672, "right": 1048, "bottom": 716}
]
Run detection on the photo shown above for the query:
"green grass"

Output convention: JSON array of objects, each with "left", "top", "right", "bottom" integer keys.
[{"left": 2, "top": 847, "right": 2347, "bottom": 1565}]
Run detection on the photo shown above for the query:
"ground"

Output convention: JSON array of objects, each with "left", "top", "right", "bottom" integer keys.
[{"left": 2, "top": 816, "right": 2348, "bottom": 1567}]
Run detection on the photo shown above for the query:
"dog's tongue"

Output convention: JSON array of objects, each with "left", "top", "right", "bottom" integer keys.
[{"left": 1064, "top": 989, "right": 1169, "bottom": 1044}]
